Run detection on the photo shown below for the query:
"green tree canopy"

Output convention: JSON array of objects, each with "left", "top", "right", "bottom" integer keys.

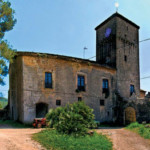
[{"left": 0, "top": 0, "right": 16, "bottom": 85}]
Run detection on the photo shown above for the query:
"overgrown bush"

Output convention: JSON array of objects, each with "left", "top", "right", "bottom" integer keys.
[
  {"left": 46, "top": 101, "right": 96, "bottom": 136},
  {"left": 46, "top": 107, "right": 65, "bottom": 128},
  {"left": 126, "top": 122, "right": 142, "bottom": 129},
  {"left": 138, "top": 126, "right": 150, "bottom": 139},
  {"left": 126, "top": 122, "right": 150, "bottom": 139}
]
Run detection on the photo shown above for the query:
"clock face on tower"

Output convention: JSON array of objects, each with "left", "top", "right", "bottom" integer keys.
[{"left": 105, "top": 28, "right": 112, "bottom": 38}]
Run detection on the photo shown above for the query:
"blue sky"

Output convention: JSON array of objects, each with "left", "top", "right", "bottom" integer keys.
[{"left": 1, "top": 0, "right": 150, "bottom": 97}]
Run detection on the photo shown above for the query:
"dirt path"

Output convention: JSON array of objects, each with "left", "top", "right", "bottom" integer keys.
[
  {"left": 0, "top": 125, "right": 45, "bottom": 150},
  {"left": 1, "top": 125, "right": 150, "bottom": 150},
  {"left": 96, "top": 127, "right": 150, "bottom": 150}
]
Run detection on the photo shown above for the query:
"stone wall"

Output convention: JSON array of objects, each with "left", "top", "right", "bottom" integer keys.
[
  {"left": 116, "top": 16, "right": 140, "bottom": 99},
  {"left": 9, "top": 54, "right": 116, "bottom": 123},
  {"left": 136, "top": 98, "right": 150, "bottom": 123},
  {"left": 116, "top": 97, "right": 150, "bottom": 124},
  {"left": 95, "top": 14, "right": 140, "bottom": 100}
]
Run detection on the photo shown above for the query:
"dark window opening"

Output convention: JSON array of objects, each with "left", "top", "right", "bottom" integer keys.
[
  {"left": 102, "top": 79, "right": 109, "bottom": 98},
  {"left": 130, "top": 85, "right": 135, "bottom": 96},
  {"left": 124, "top": 55, "right": 127, "bottom": 62},
  {"left": 78, "top": 75, "right": 85, "bottom": 91},
  {"left": 56, "top": 100, "right": 61, "bottom": 106},
  {"left": 36, "top": 103, "right": 48, "bottom": 118},
  {"left": 103, "top": 79, "right": 108, "bottom": 89},
  {"left": 99, "top": 35, "right": 116, "bottom": 67},
  {"left": 107, "top": 111, "right": 109, "bottom": 116},
  {"left": 45, "top": 72, "right": 52, "bottom": 88},
  {"left": 78, "top": 97, "right": 82, "bottom": 101},
  {"left": 100, "top": 99, "right": 105, "bottom": 106}
]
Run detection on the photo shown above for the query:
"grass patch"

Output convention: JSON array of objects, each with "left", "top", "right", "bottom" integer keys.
[
  {"left": 0, "top": 120, "right": 32, "bottom": 128},
  {"left": 126, "top": 122, "right": 150, "bottom": 139},
  {"left": 32, "top": 129, "right": 112, "bottom": 150}
]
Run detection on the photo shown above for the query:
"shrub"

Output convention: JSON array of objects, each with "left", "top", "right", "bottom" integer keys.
[
  {"left": 126, "top": 122, "right": 142, "bottom": 129},
  {"left": 46, "top": 101, "right": 96, "bottom": 136},
  {"left": 138, "top": 126, "right": 145, "bottom": 135},
  {"left": 138, "top": 126, "right": 150, "bottom": 139},
  {"left": 126, "top": 122, "right": 150, "bottom": 139},
  {"left": 46, "top": 107, "right": 66, "bottom": 128}
]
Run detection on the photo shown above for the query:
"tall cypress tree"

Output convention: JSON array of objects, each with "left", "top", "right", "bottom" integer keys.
[{"left": 0, "top": 0, "right": 16, "bottom": 85}]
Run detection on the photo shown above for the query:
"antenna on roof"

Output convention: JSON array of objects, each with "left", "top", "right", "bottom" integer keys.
[
  {"left": 83, "top": 47, "right": 88, "bottom": 59},
  {"left": 115, "top": 2, "right": 119, "bottom": 12}
]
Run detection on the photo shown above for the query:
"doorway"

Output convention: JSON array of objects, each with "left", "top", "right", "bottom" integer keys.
[{"left": 36, "top": 103, "right": 48, "bottom": 118}]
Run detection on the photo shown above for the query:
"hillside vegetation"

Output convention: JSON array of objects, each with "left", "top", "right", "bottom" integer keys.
[{"left": 0, "top": 97, "right": 8, "bottom": 109}]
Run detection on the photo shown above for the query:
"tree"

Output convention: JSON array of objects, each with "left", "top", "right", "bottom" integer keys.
[{"left": 0, "top": 0, "right": 16, "bottom": 86}]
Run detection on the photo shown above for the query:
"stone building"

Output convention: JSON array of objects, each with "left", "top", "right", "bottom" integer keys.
[{"left": 9, "top": 13, "right": 148, "bottom": 124}]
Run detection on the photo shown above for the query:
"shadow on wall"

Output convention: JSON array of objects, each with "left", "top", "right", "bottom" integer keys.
[{"left": 137, "top": 101, "right": 150, "bottom": 123}]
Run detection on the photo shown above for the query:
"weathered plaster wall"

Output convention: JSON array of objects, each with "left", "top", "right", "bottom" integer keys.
[{"left": 20, "top": 55, "right": 116, "bottom": 123}]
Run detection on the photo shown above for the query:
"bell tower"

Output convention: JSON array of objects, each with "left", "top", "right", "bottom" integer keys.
[
  {"left": 95, "top": 13, "right": 140, "bottom": 98},
  {"left": 95, "top": 15, "right": 117, "bottom": 67}
]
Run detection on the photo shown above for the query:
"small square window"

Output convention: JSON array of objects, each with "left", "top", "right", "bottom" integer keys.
[
  {"left": 100, "top": 100, "right": 105, "bottom": 106},
  {"left": 56, "top": 100, "right": 61, "bottom": 106},
  {"left": 78, "top": 97, "right": 82, "bottom": 102}
]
